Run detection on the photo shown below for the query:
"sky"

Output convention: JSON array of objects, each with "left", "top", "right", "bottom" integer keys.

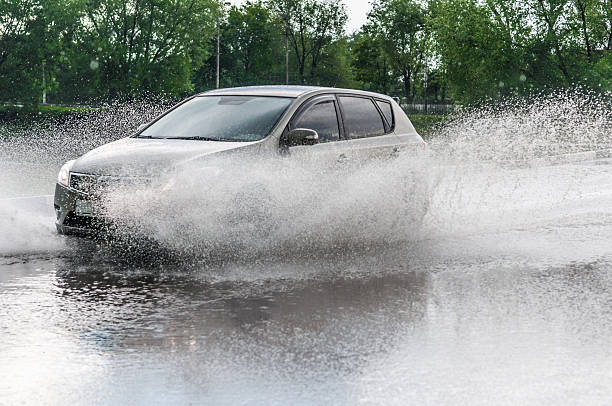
[{"left": 227, "top": 0, "right": 372, "bottom": 33}]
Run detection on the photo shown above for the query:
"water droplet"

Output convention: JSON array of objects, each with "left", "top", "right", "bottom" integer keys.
[
  {"left": 90, "top": 60, "right": 99, "bottom": 70},
  {"left": 519, "top": 74, "right": 526, "bottom": 82}
]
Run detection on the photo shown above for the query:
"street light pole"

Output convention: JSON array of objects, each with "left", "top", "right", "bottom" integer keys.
[
  {"left": 215, "top": 2, "right": 231, "bottom": 89},
  {"left": 423, "top": 55, "right": 428, "bottom": 115},
  {"left": 284, "top": 11, "right": 289, "bottom": 85},
  {"left": 42, "top": 60, "right": 46, "bottom": 104},
  {"left": 285, "top": 27, "right": 289, "bottom": 85},
  {"left": 216, "top": 18, "right": 220, "bottom": 89}
]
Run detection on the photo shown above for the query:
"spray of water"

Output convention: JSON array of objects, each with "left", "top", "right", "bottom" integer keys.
[
  {"left": 1, "top": 89, "right": 611, "bottom": 260},
  {"left": 0, "top": 100, "right": 173, "bottom": 196},
  {"left": 99, "top": 152, "right": 431, "bottom": 259},
  {"left": 422, "top": 89, "right": 612, "bottom": 239},
  {"left": 432, "top": 89, "right": 612, "bottom": 162}
]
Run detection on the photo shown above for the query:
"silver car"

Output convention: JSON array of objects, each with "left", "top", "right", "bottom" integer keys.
[{"left": 54, "top": 86, "right": 426, "bottom": 234}]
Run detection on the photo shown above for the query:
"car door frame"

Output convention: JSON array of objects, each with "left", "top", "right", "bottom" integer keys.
[
  {"left": 280, "top": 94, "right": 354, "bottom": 163},
  {"left": 332, "top": 93, "right": 404, "bottom": 162},
  {"left": 287, "top": 94, "right": 345, "bottom": 140}
]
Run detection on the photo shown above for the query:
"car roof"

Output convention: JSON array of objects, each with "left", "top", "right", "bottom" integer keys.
[{"left": 199, "top": 85, "right": 392, "bottom": 100}]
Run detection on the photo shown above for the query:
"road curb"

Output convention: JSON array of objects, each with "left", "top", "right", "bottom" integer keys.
[{"left": 527, "top": 148, "right": 612, "bottom": 167}]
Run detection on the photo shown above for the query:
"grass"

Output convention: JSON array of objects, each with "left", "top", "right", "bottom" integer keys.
[
  {"left": 1, "top": 104, "right": 449, "bottom": 140},
  {"left": 407, "top": 114, "right": 449, "bottom": 138},
  {"left": 0, "top": 104, "right": 94, "bottom": 123}
]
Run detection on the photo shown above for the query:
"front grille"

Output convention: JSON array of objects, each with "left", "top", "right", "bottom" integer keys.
[
  {"left": 63, "top": 212, "right": 98, "bottom": 229},
  {"left": 69, "top": 173, "right": 98, "bottom": 195},
  {"left": 69, "top": 173, "right": 149, "bottom": 195}
]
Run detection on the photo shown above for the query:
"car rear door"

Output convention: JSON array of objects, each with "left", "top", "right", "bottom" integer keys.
[{"left": 335, "top": 95, "right": 405, "bottom": 164}]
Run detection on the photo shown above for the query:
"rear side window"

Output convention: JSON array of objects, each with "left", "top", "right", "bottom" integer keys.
[
  {"left": 294, "top": 100, "right": 340, "bottom": 143},
  {"left": 338, "top": 96, "right": 385, "bottom": 138},
  {"left": 376, "top": 100, "right": 394, "bottom": 128}
]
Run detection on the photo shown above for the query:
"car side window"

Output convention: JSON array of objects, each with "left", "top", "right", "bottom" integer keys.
[
  {"left": 338, "top": 96, "right": 386, "bottom": 139},
  {"left": 294, "top": 100, "right": 340, "bottom": 143},
  {"left": 376, "top": 100, "right": 394, "bottom": 129}
]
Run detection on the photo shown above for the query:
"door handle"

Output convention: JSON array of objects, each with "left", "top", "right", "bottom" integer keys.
[{"left": 337, "top": 153, "right": 348, "bottom": 163}]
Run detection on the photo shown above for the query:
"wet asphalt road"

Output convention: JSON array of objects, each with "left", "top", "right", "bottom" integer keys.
[{"left": 2, "top": 158, "right": 612, "bottom": 405}]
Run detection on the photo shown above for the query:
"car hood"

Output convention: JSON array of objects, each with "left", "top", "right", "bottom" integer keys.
[{"left": 70, "top": 137, "right": 260, "bottom": 176}]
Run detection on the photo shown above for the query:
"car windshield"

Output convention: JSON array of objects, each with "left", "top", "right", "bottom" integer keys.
[{"left": 138, "top": 95, "right": 294, "bottom": 141}]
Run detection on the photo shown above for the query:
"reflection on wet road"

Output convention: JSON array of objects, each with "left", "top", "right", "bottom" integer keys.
[
  {"left": 4, "top": 122, "right": 612, "bottom": 404},
  {"left": 3, "top": 217, "right": 612, "bottom": 405}
]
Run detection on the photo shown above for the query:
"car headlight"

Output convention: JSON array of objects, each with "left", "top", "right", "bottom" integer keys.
[{"left": 57, "top": 160, "right": 75, "bottom": 187}]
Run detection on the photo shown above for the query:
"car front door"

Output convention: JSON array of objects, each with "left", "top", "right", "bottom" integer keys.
[{"left": 281, "top": 95, "right": 351, "bottom": 168}]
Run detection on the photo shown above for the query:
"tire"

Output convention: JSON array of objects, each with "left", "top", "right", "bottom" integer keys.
[
  {"left": 393, "top": 170, "right": 430, "bottom": 234},
  {"left": 228, "top": 184, "right": 276, "bottom": 241}
]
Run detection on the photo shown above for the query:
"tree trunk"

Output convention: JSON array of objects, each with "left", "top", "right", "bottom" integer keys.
[
  {"left": 607, "top": 0, "right": 612, "bottom": 50},
  {"left": 575, "top": 0, "right": 592, "bottom": 62},
  {"left": 536, "top": 0, "right": 571, "bottom": 83},
  {"left": 403, "top": 70, "right": 412, "bottom": 103}
]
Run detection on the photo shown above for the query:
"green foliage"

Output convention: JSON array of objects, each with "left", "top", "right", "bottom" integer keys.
[
  {"left": 351, "top": 27, "right": 397, "bottom": 94},
  {"left": 0, "top": 104, "right": 92, "bottom": 125},
  {"left": 368, "top": 0, "right": 428, "bottom": 102},
  {"left": 225, "top": 2, "right": 281, "bottom": 83},
  {"left": 431, "top": 0, "right": 505, "bottom": 102},
  {"left": 194, "top": 1, "right": 287, "bottom": 90},
  {"left": 587, "top": 52, "right": 612, "bottom": 90},
  {"left": 268, "top": 0, "right": 348, "bottom": 83},
  {"left": 0, "top": 0, "right": 82, "bottom": 104},
  {"left": 70, "top": 0, "right": 218, "bottom": 100},
  {"left": 431, "top": 0, "right": 612, "bottom": 103},
  {"left": 406, "top": 114, "right": 448, "bottom": 137},
  {"left": 1, "top": 0, "right": 612, "bottom": 107},
  {"left": 312, "top": 36, "right": 356, "bottom": 88}
]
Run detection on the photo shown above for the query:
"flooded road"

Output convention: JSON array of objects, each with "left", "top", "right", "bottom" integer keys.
[
  {"left": 2, "top": 95, "right": 612, "bottom": 404},
  {"left": 3, "top": 156, "right": 612, "bottom": 405}
]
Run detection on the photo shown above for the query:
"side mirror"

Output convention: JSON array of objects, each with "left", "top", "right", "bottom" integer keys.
[{"left": 285, "top": 128, "right": 319, "bottom": 147}]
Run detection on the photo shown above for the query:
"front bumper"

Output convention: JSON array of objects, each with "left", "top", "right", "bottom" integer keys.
[{"left": 54, "top": 183, "right": 103, "bottom": 235}]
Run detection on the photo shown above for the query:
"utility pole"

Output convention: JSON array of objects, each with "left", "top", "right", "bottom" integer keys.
[
  {"left": 216, "top": 18, "right": 220, "bottom": 89},
  {"left": 423, "top": 55, "right": 428, "bottom": 115},
  {"left": 215, "top": 2, "right": 231, "bottom": 89},
  {"left": 284, "top": 12, "right": 289, "bottom": 85},
  {"left": 285, "top": 28, "right": 289, "bottom": 85},
  {"left": 42, "top": 60, "right": 46, "bottom": 104}
]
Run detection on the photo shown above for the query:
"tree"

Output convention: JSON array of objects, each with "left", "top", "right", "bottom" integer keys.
[
  {"left": 67, "top": 0, "right": 220, "bottom": 99},
  {"left": 431, "top": 0, "right": 542, "bottom": 103},
  {"left": 268, "top": 0, "right": 347, "bottom": 83},
  {"left": 222, "top": 1, "right": 285, "bottom": 85},
  {"left": 0, "top": 0, "right": 81, "bottom": 104},
  {"left": 350, "top": 27, "right": 396, "bottom": 94},
  {"left": 367, "top": 0, "right": 428, "bottom": 102}
]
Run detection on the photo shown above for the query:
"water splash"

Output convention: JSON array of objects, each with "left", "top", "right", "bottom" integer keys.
[
  {"left": 0, "top": 100, "right": 173, "bottom": 196},
  {"left": 432, "top": 89, "right": 612, "bottom": 162},
  {"left": 1, "top": 89, "right": 612, "bottom": 261}
]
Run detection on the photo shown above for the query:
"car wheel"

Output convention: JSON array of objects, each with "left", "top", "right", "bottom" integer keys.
[
  {"left": 394, "top": 171, "right": 430, "bottom": 235},
  {"left": 228, "top": 184, "right": 277, "bottom": 242}
]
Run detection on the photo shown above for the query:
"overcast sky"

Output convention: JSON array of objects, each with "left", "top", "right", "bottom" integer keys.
[{"left": 227, "top": 0, "right": 372, "bottom": 33}]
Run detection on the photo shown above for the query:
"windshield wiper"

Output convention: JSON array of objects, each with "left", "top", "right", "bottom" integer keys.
[
  {"left": 166, "top": 136, "right": 241, "bottom": 142},
  {"left": 137, "top": 135, "right": 246, "bottom": 141}
]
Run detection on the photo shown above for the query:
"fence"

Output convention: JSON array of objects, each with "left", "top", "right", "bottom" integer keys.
[{"left": 401, "top": 104, "right": 458, "bottom": 115}]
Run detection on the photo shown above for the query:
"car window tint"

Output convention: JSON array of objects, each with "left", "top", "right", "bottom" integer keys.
[
  {"left": 294, "top": 100, "right": 340, "bottom": 143},
  {"left": 338, "top": 96, "right": 385, "bottom": 138},
  {"left": 376, "top": 100, "right": 394, "bottom": 128}
]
